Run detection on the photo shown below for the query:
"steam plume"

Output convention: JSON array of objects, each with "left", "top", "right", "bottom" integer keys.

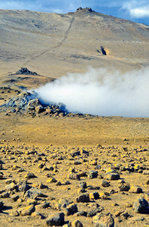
[{"left": 35, "top": 67, "right": 149, "bottom": 117}]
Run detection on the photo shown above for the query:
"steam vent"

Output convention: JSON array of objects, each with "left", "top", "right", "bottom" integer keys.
[{"left": 0, "top": 91, "right": 90, "bottom": 117}]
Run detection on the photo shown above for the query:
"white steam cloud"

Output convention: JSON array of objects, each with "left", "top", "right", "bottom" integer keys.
[{"left": 36, "top": 67, "right": 149, "bottom": 118}]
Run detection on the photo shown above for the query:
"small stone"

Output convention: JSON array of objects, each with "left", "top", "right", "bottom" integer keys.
[
  {"left": 64, "top": 181, "right": 71, "bottom": 185},
  {"left": 114, "top": 210, "right": 124, "bottom": 217},
  {"left": 25, "top": 187, "right": 47, "bottom": 199},
  {"left": 75, "top": 211, "right": 87, "bottom": 216},
  {"left": 5, "top": 182, "right": 18, "bottom": 191},
  {"left": 68, "top": 173, "right": 80, "bottom": 181},
  {"left": 31, "top": 211, "right": 45, "bottom": 219},
  {"left": 26, "top": 198, "right": 37, "bottom": 205},
  {"left": 133, "top": 197, "right": 149, "bottom": 214},
  {"left": 122, "top": 211, "right": 131, "bottom": 219},
  {"left": 80, "top": 149, "right": 89, "bottom": 156},
  {"left": 102, "top": 180, "right": 110, "bottom": 187},
  {"left": 71, "top": 220, "right": 83, "bottom": 227},
  {"left": 74, "top": 161, "right": 82, "bottom": 165},
  {"left": 106, "top": 172, "right": 120, "bottom": 180},
  {"left": 46, "top": 212, "right": 65, "bottom": 226},
  {"left": 18, "top": 180, "right": 31, "bottom": 192},
  {"left": 52, "top": 199, "right": 71, "bottom": 210},
  {"left": 20, "top": 205, "right": 35, "bottom": 216},
  {"left": 47, "top": 177, "right": 57, "bottom": 183},
  {"left": 119, "top": 183, "right": 130, "bottom": 191},
  {"left": 56, "top": 181, "right": 62, "bottom": 186},
  {"left": 66, "top": 203, "right": 78, "bottom": 215},
  {"left": 76, "top": 193, "right": 90, "bottom": 203},
  {"left": 78, "top": 188, "right": 86, "bottom": 194},
  {"left": 87, "top": 207, "right": 104, "bottom": 217},
  {"left": 89, "top": 192, "right": 99, "bottom": 200},
  {"left": 88, "top": 170, "right": 98, "bottom": 179},
  {"left": 71, "top": 151, "right": 80, "bottom": 157},
  {"left": 80, "top": 182, "right": 87, "bottom": 189},
  {"left": 25, "top": 172, "right": 37, "bottom": 179},
  {"left": 36, "top": 202, "right": 50, "bottom": 209},
  {"left": 93, "top": 213, "right": 114, "bottom": 227},
  {"left": 129, "top": 186, "right": 143, "bottom": 193},
  {"left": 99, "top": 191, "right": 109, "bottom": 200}
]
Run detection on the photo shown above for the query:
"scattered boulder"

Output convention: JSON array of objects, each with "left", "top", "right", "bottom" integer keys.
[
  {"left": 89, "top": 192, "right": 99, "bottom": 200},
  {"left": 88, "top": 170, "right": 98, "bottom": 179},
  {"left": 69, "top": 173, "right": 80, "bottom": 181},
  {"left": 71, "top": 220, "right": 83, "bottom": 227},
  {"left": 11, "top": 194, "right": 19, "bottom": 202},
  {"left": 46, "top": 212, "right": 65, "bottom": 226},
  {"left": 93, "top": 213, "right": 114, "bottom": 227},
  {"left": 47, "top": 177, "right": 57, "bottom": 183},
  {"left": 129, "top": 186, "right": 143, "bottom": 193},
  {"left": 5, "top": 182, "right": 18, "bottom": 191},
  {"left": 25, "top": 172, "right": 37, "bottom": 179},
  {"left": 24, "top": 187, "right": 47, "bottom": 199},
  {"left": 52, "top": 199, "right": 72, "bottom": 211},
  {"left": 18, "top": 180, "right": 31, "bottom": 192},
  {"left": 119, "top": 182, "right": 130, "bottom": 191},
  {"left": 76, "top": 193, "right": 90, "bottom": 203},
  {"left": 87, "top": 207, "right": 104, "bottom": 217},
  {"left": 80, "top": 182, "right": 87, "bottom": 189},
  {"left": 65, "top": 203, "right": 78, "bottom": 216},
  {"left": 20, "top": 205, "right": 35, "bottom": 216},
  {"left": 106, "top": 172, "right": 120, "bottom": 180},
  {"left": 133, "top": 197, "right": 149, "bottom": 214},
  {"left": 102, "top": 180, "right": 110, "bottom": 187}
]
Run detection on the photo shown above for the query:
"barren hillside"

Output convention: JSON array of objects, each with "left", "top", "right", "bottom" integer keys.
[{"left": 0, "top": 8, "right": 149, "bottom": 81}]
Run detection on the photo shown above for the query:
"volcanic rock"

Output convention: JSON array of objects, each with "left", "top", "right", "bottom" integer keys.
[
  {"left": 15, "top": 67, "right": 38, "bottom": 76},
  {"left": 20, "top": 205, "right": 35, "bottom": 216},
  {"left": 71, "top": 220, "right": 84, "bottom": 227},
  {"left": 76, "top": 193, "right": 90, "bottom": 203},
  {"left": 133, "top": 197, "right": 149, "bottom": 214},
  {"left": 93, "top": 213, "right": 114, "bottom": 227},
  {"left": 88, "top": 170, "right": 98, "bottom": 179},
  {"left": 46, "top": 212, "right": 65, "bottom": 226},
  {"left": 65, "top": 203, "right": 78, "bottom": 216}
]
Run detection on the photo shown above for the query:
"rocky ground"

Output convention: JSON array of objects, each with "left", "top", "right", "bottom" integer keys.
[
  {"left": 0, "top": 70, "right": 149, "bottom": 226},
  {"left": 0, "top": 110, "right": 149, "bottom": 227}
]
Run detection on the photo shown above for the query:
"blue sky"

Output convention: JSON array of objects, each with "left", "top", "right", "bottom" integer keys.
[{"left": 0, "top": 0, "right": 149, "bottom": 25}]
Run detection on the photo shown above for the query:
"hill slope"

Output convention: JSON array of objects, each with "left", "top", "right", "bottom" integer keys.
[{"left": 0, "top": 8, "right": 149, "bottom": 79}]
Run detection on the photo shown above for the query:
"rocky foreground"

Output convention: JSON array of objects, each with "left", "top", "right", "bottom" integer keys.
[{"left": 0, "top": 142, "right": 149, "bottom": 226}]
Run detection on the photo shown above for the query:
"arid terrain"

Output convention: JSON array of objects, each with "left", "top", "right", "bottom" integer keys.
[{"left": 0, "top": 7, "right": 149, "bottom": 227}]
